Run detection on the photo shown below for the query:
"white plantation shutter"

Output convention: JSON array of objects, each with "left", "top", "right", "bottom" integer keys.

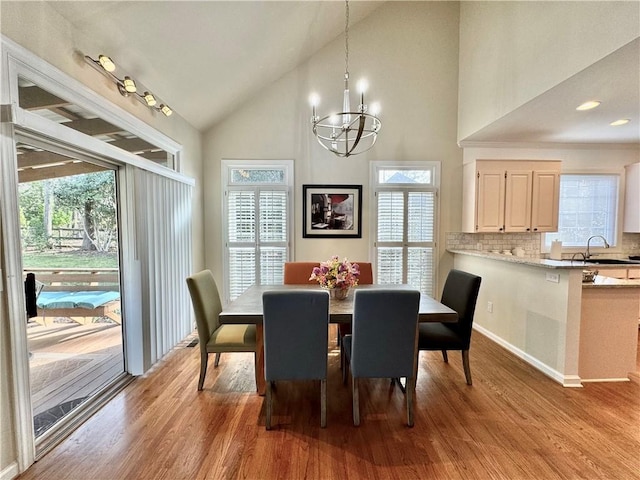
[
  {"left": 228, "top": 191, "right": 255, "bottom": 242},
  {"left": 373, "top": 164, "right": 439, "bottom": 296},
  {"left": 223, "top": 161, "right": 292, "bottom": 303},
  {"left": 259, "top": 190, "right": 287, "bottom": 285}
]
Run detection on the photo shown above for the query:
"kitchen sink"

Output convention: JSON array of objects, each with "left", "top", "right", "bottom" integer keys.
[{"left": 584, "top": 258, "right": 640, "bottom": 265}]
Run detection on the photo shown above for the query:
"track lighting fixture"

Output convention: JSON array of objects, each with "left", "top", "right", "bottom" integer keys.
[{"left": 84, "top": 54, "right": 172, "bottom": 117}]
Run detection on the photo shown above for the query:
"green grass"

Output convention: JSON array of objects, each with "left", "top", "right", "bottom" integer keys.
[{"left": 22, "top": 250, "right": 118, "bottom": 269}]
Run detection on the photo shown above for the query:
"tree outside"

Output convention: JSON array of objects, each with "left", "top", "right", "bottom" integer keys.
[{"left": 19, "top": 171, "right": 118, "bottom": 265}]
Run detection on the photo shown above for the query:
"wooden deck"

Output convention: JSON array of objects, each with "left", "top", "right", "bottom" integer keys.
[{"left": 27, "top": 319, "right": 124, "bottom": 430}]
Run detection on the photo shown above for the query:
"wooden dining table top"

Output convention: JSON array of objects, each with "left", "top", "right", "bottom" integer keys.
[{"left": 219, "top": 284, "right": 458, "bottom": 324}]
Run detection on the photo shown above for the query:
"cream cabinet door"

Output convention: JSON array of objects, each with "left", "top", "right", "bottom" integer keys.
[
  {"left": 531, "top": 170, "right": 560, "bottom": 232},
  {"left": 476, "top": 169, "right": 506, "bottom": 232},
  {"left": 504, "top": 170, "right": 532, "bottom": 232}
]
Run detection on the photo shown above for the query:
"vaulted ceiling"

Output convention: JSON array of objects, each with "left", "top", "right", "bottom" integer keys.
[{"left": 19, "top": 2, "right": 640, "bottom": 146}]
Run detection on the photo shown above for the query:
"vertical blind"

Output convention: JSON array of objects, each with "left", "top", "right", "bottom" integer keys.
[{"left": 134, "top": 167, "right": 193, "bottom": 370}]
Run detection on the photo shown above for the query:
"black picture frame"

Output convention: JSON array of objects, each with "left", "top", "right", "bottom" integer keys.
[{"left": 302, "top": 184, "right": 362, "bottom": 238}]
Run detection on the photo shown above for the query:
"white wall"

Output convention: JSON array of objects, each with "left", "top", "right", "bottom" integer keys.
[
  {"left": 0, "top": 1, "right": 205, "bottom": 272},
  {"left": 463, "top": 145, "right": 639, "bottom": 171},
  {"left": 458, "top": 1, "right": 640, "bottom": 142},
  {"left": 0, "top": 3, "right": 204, "bottom": 477},
  {"left": 203, "top": 2, "right": 462, "bottom": 289},
  {"left": 454, "top": 254, "right": 584, "bottom": 386}
]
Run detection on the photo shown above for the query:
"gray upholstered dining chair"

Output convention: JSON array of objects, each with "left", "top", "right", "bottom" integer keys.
[
  {"left": 342, "top": 289, "right": 420, "bottom": 427},
  {"left": 416, "top": 269, "right": 482, "bottom": 385},
  {"left": 186, "top": 270, "right": 257, "bottom": 391},
  {"left": 262, "top": 289, "right": 330, "bottom": 430}
]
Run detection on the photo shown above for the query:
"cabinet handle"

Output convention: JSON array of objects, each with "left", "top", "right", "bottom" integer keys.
[
  {"left": 499, "top": 227, "right": 503, "bottom": 231},
  {"left": 526, "top": 228, "right": 530, "bottom": 231},
  {"left": 533, "top": 228, "right": 538, "bottom": 231}
]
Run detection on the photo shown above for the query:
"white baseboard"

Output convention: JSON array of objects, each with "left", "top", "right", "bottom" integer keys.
[
  {"left": 474, "top": 324, "right": 584, "bottom": 388},
  {"left": 581, "top": 378, "right": 630, "bottom": 383},
  {"left": 0, "top": 462, "right": 19, "bottom": 480}
]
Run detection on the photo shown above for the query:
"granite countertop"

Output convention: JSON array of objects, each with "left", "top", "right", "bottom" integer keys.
[{"left": 448, "top": 249, "right": 640, "bottom": 271}]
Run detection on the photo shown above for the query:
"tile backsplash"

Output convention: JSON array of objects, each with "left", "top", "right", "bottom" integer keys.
[{"left": 446, "top": 232, "right": 640, "bottom": 258}]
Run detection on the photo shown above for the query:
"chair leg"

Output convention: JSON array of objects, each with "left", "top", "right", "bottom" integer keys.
[
  {"left": 342, "top": 353, "right": 349, "bottom": 384},
  {"left": 266, "top": 381, "right": 273, "bottom": 430},
  {"left": 462, "top": 350, "right": 472, "bottom": 385},
  {"left": 320, "top": 378, "right": 327, "bottom": 428},
  {"left": 352, "top": 377, "right": 360, "bottom": 426},
  {"left": 214, "top": 352, "right": 221, "bottom": 367},
  {"left": 441, "top": 350, "right": 448, "bottom": 363},
  {"left": 406, "top": 377, "right": 415, "bottom": 427},
  {"left": 198, "top": 352, "right": 208, "bottom": 391}
]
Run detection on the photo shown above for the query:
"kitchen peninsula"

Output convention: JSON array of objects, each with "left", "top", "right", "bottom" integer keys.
[{"left": 450, "top": 250, "right": 640, "bottom": 386}]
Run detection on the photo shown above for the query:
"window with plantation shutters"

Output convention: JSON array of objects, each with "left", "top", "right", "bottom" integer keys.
[
  {"left": 372, "top": 163, "right": 439, "bottom": 297},
  {"left": 223, "top": 161, "right": 293, "bottom": 303}
]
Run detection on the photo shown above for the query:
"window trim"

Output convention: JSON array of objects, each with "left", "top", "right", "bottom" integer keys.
[
  {"left": 221, "top": 159, "right": 293, "bottom": 304},
  {"left": 369, "top": 161, "right": 440, "bottom": 295}
]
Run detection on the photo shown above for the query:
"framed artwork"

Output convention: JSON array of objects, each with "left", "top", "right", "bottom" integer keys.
[{"left": 302, "top": 184, "right": 362, "bottom": 238}]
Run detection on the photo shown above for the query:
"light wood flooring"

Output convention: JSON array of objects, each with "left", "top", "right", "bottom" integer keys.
[{"left": 19, "top": 327, "right": 640, "bottom": 480}]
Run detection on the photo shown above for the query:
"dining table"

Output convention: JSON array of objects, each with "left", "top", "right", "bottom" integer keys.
[{"left": 219, "top": 284, "right": 458, "bottom": 395}]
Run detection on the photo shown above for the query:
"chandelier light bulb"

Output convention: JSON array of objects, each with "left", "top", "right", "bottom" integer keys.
[
  {"left": 357, "top": 79, "right": 368, "bottom": 94},
  {"left": 309, "top": 93, "right": 320, "bottom": 107},
  {"left": 370, "top": 102, "right": 381, "bottom": 116}
]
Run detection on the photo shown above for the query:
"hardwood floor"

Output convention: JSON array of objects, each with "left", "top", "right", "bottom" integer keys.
[{"left": 19, "top": 326, "right": 639, "bottom": 480}]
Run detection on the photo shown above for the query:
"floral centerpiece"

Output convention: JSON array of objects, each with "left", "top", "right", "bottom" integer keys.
[{"left": 310, "top": 256, "right": 360, "bottom": 299}]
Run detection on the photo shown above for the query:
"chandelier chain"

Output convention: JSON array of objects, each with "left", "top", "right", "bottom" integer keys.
[{"left": 344, "top": 0, "right": 349, "bottom": 77}]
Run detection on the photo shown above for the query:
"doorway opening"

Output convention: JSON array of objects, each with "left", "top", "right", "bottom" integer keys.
[{"left": 18, "top": 140, "right": 125, "bottom": 442}]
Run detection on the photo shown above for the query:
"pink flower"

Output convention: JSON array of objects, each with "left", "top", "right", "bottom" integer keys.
[{"left": 309, "top": 256, "right": 360, "bottom": 289}]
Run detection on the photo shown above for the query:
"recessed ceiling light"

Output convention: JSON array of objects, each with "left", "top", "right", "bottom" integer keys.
[
  {"left": 576, "top": 101, "right": 601, "bottom": 111},
  {"left": 610, "top": 119, "right": 630, "bottom": 126}
]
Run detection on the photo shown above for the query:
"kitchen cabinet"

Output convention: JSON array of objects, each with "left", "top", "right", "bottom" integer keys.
[
  {"left": 462, "top": 160, "right": 561, "bottom": 233},
  {"left": 623, "top": 162, "right": 640, "bottom": 233}
]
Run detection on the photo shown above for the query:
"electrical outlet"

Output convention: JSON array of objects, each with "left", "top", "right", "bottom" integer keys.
[
  {"left": 546, "top": 272, "right": 560, "bottom": 283},
  {"left": 487, "top": 301, "right": 493, "bottom": 313}
]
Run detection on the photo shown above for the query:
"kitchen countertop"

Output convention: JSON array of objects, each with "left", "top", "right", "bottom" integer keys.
[
  {"left": 448, "top": 249, "right": 640, "bottom": 270},
  {"left": 449, "top": 249, "right": 640, "bottom": 288}
]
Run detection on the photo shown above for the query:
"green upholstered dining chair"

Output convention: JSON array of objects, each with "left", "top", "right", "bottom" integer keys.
[
  {"left": 342, "top": 289, "right": 420, "bottom": 427},
  {"left": 416, "top": 269, "right": 481, "bottom": 385},
  {"left": 262, "top": 290, "right": 330, "bottom": 430},
  {"left": 186, "top": 270, "right": 257, "bottom": 391}
]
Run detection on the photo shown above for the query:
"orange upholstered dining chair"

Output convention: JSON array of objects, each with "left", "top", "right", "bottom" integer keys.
[{"left": 283, "top": 262, "right": 320, "bottom": 285}]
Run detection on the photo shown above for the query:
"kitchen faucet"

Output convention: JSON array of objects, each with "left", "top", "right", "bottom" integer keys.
[{"left": 585, "top": 235, "right": 610, "bottom": 259}]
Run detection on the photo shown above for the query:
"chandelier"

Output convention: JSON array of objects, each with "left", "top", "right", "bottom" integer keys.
[{"left": 309, "top": 0, "right": 381, "bottom": 157}]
